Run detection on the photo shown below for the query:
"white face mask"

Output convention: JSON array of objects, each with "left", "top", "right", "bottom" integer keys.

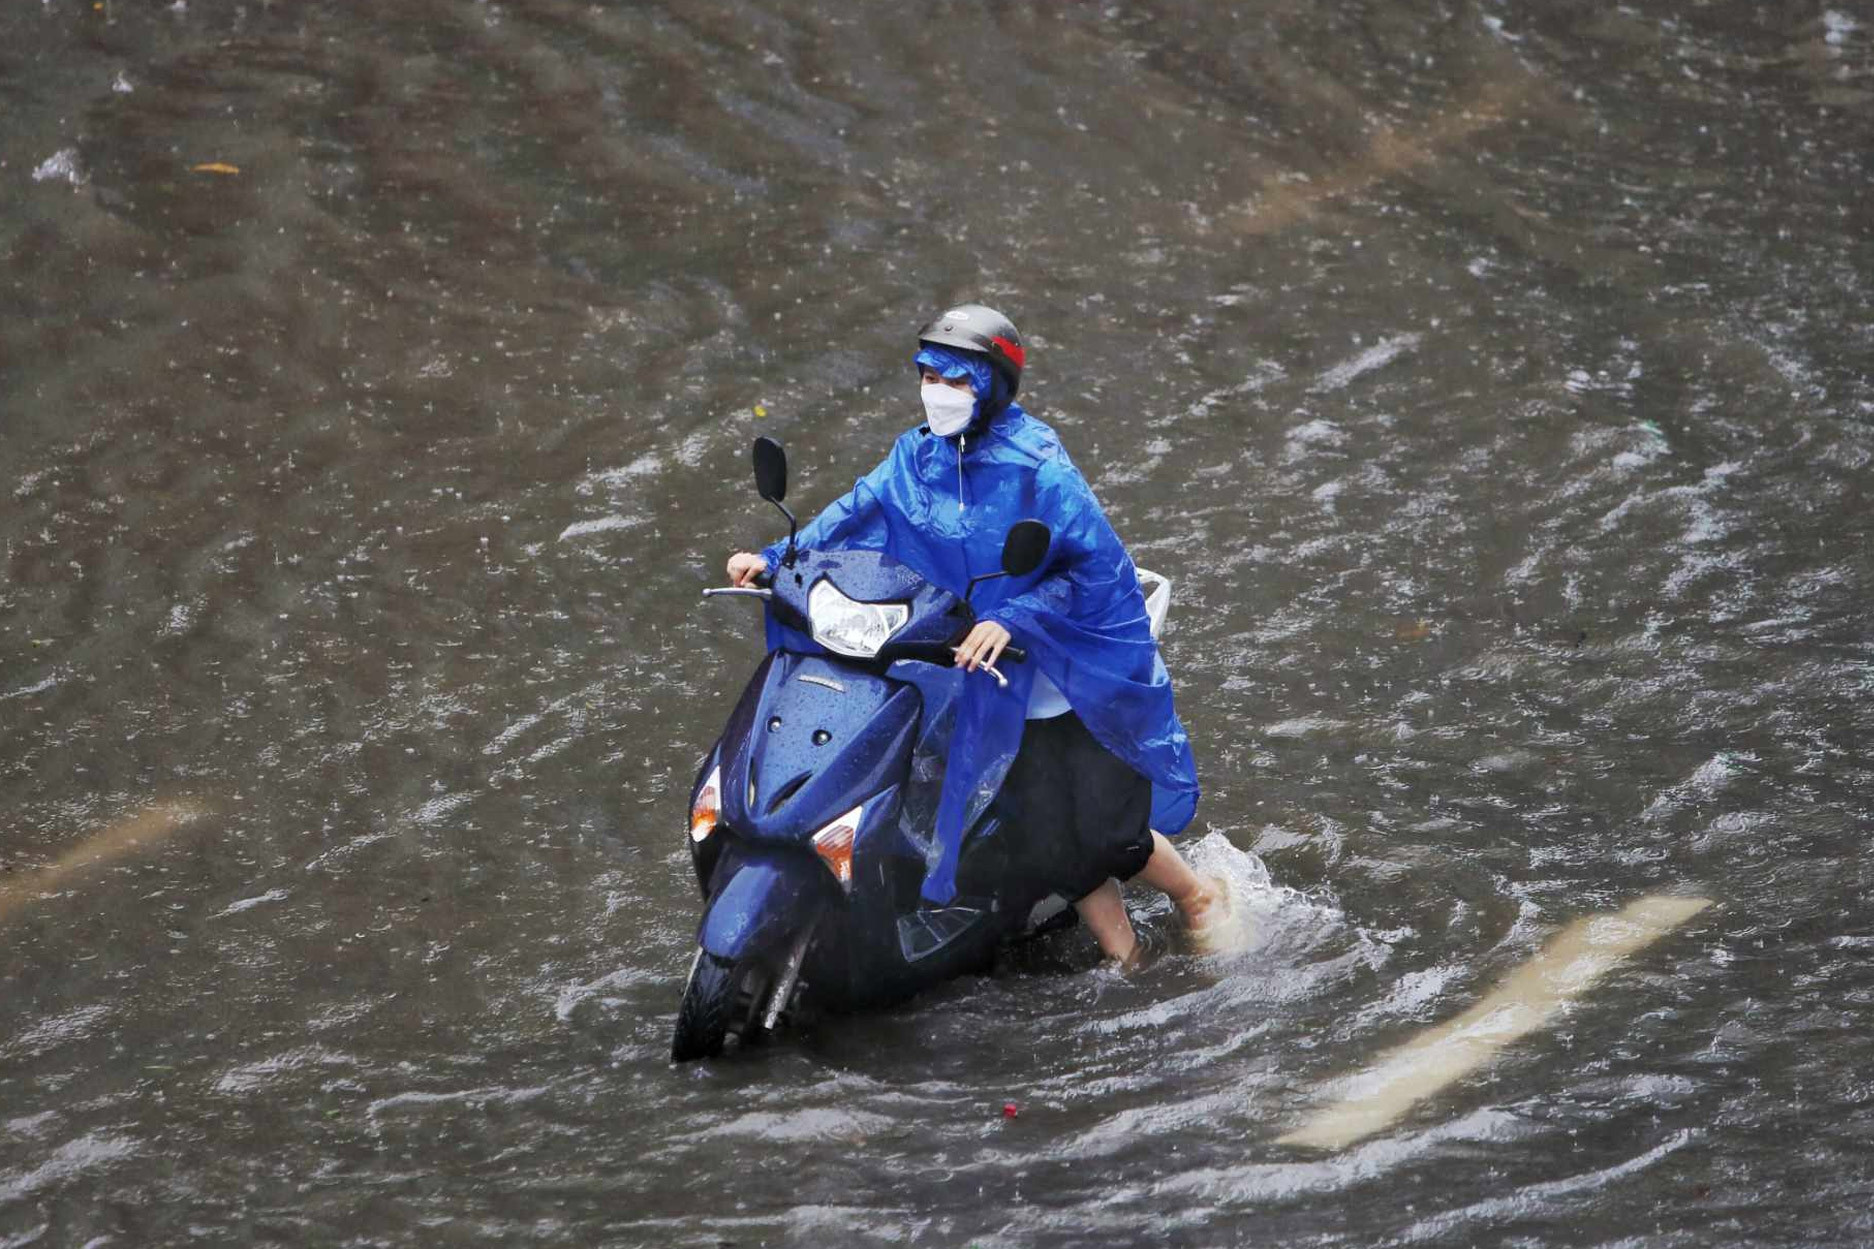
[{"left": 921, "top": 382, "right": 977, "bottom": 437}]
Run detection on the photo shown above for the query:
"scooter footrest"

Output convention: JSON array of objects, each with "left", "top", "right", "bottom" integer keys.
[{"left": 896, "top": 899, "right": 992, "bottom": 962}]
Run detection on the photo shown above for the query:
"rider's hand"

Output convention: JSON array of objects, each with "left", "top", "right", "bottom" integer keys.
[
  {"left": 954, "top": 620, "right": 1012, "bottom": 673},
  {"left": 727, "top": 551, "right": 768, "bottom": 587}
]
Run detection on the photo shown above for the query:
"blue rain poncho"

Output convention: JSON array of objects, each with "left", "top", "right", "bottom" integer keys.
[{"left": 762, "top": 361, "right": 1199, "bottom": 904}]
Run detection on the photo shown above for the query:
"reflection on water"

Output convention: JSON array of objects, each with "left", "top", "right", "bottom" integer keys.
[{"left": 3, "top": 0, "right": 1871, "bottom": 1243}]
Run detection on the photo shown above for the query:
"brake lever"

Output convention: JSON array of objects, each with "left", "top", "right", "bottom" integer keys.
[
  {"left": 949, "top": 646, "right": 1011, "bottom": 690},
  {"left": 701, "top": 586, "right": 774, "bottom": 600}
]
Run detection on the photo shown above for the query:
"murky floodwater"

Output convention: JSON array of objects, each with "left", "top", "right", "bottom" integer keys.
[{"left": 4, "top": 0, "right": 1872, "bottom": 1243}]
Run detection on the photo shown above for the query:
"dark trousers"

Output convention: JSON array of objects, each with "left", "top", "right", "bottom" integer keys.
[{"left": 1000, "top": 711, "right": 1154, "bottom": 904}]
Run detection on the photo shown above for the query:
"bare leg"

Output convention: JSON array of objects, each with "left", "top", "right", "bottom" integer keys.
[
  {"left": 1073, "top": 878, "right": 1142, "bottom": 969},
  {"left": 1132, "top": 831, "right": 1220, "bottom": 928}
]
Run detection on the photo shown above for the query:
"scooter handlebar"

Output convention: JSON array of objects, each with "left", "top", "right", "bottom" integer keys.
[{"left": 703, "top": 562, "right": 774, "bottom": 598}]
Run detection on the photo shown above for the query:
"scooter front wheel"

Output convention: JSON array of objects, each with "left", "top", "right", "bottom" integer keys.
[{"left": 671, "top": 950, "right": 765, "bottom": 1062}]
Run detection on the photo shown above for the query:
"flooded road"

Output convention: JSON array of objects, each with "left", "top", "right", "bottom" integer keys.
[{"left": 4, "top": 0, "right": 1872, "bottom": 1243}]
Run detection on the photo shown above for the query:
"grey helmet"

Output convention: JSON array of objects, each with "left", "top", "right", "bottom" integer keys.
[{"left": 917, "top": 304, "right": 1026, "bottom": 395}]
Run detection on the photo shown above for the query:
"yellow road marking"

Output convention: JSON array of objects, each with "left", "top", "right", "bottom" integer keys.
[
  {"left": 1279, "top": 894, "right": 1713, "bottom": 1150},
  {"left": 0, "top": 801, "right": 209, "bottom": 925},
  {"left": 1233, "top": 80, "right": 1527, "bottom": 236}
]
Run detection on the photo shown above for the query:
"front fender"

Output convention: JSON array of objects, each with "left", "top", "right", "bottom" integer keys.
[{"left": 698, "top": 848, "right": 836, "bottom": 963}]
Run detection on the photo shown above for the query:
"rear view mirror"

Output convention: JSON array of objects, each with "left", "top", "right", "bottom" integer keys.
[
  {"left": 1001, "top": 520, "right": 1051, "bottom": 579},
  {"left": 753, "top": 436, "right": 787, "bottom": 503},
  {"left": 751, "top": 436, "right": 798, "bottom": 567},
  {"left": 964, "top": 520, "right": 1050, "bottom": 603}
]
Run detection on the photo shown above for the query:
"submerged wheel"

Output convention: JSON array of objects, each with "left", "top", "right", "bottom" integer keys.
[{"left": 671, "top": 951, "right": 766, "bottom": 1062}]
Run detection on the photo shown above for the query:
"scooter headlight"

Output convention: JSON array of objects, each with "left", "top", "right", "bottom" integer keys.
[
  {"left": 808, "top": 579, "right": 909, "bottom": 659},
  {"left": 690, "top": 765, "right": 721, "bottom": 843},
  {"left": 810, "top": 804, "right": 863, "bottom": 891}
]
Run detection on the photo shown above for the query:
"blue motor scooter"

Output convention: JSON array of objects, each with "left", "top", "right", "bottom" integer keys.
[{"left": 672, "top": 437, "right": 1070, "bottom": 1061}]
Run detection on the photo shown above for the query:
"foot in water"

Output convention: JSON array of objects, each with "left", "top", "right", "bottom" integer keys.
[
  {"left": 1182, "top": 871, "right": 1247, "bottom": 956},
  {"left": 1130, "top": 831, "right": 1255, "bottom": 959},
  {"left": 1112, "top": 926, "right": 1160, "bottom": 974}
]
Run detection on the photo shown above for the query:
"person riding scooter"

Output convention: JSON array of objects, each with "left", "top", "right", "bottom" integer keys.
[{"left": 726, "top": 304, "right": 1234, "bottom": 965}]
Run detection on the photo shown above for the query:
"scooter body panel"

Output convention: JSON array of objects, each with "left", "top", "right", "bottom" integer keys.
[
  {"left": 715, "top": 651, "right": 921, "bottom": 847},
  {"left": 696, "top": 844, "right": 835, "bottom": 963}
]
